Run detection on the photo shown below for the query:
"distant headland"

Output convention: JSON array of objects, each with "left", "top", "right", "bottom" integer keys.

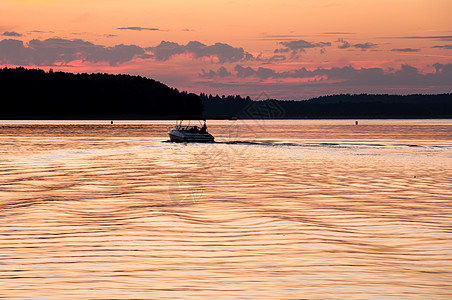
[
  {"left": 0, "top": 67, "right": 202, "bottom": 119},
  {"left": 1, "top": 67, "right": 451, "bottom": 119},
  {"left": 202, "top": 93, "right": 452, "bottom": 119}
]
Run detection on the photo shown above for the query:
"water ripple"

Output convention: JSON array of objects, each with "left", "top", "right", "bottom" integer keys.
[{"left": 0, "top": 123, "right": 451, "bottom": 299}]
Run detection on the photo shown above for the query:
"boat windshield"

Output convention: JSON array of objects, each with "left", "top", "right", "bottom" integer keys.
[
  {"left": 174, "top": 125, "right": 200, "bottom": 132},
  {"left": 172, "top": 120, "right": 208, "bottom": 133}
]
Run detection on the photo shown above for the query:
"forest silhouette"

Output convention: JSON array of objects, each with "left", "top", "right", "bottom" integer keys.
[
  {"left": 201, "top": 93, "right": 452, "bottom": 118},
  {"left": 0, "top": 67, "right": 202, "bottom": 119},
  {"left": 1, "top": 67, "right": 451, "bottom": 119}
]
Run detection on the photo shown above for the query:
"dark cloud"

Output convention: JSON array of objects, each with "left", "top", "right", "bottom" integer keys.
[
  {"left": 432, "top": 45, "right": 452, "bottom": 50},
  {"left": 266, "top": 54, "right": 286, "bottom": 63},
  {"left": 336, "top": 38, "right": 351, "bottom": 49},
  {"left": 273, "top": 47, "right": 290, "bottom": 54},
  {"left": 147, "top": 40, "right": 254, "bottom": 63},
  {"left": 199, "top": 66, "right": 232, "bottom": 79},
  {"left": 280, "top": 40, "right": 331, "bottom": 51},
  {"left": 0, "top": 38, "right": 144, "bottom": 66},
  {"left": 0, "top": 39, "right": 31, "bottom": 65},
  {"left": 336, "top": 40, "right": 380, "bottom": 51},
  {"left": 353, "top": 42, "right": 378, "bottom": 51},
  {"left": 235, "top": 65, "right": 258, "bottom": 78},
  {"left": 146, "top": 41, "right": 185, "bottom": 61},
  {"left": 321, "top": 32, "right": 356, "bottom": 35},
  {"left": 186, "top": 41, "right": 253, "bottom": 63},
  {"left": 275, "top": 40, "right": 331, "bottom": 57},
  {"left": 254, "top": 67, "right": 277, "bottom": 79},
  {"left": 230, "top": 63, "right": 452, "bottom": 87},
  {"left": 2, "top": 31, "right": 22, "bottom": 37},
  {"left": 395, "top": 35, "right": 452, "bottom": 41},
  {"left": 116, "top": 27, "right": 160, "bottom": 31},
  {"left": 433, "top": 63, "right": 452, "bottom": 74},
  {"left": 235, "top": 65, "right": 277, "bottom": 79},
  {"left": 29, "top": 30, "right": 55, "bottom": 34},
  {"left": 391, "top": 48, "right": 420, "bottom": 52},
  {"left": 0, "top": 38, "right": 254, "bottom": 66}
]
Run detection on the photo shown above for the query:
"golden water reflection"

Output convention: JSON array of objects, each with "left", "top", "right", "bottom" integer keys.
[{"left": 0, "top": 122, "right": 451, "bottom": 299}]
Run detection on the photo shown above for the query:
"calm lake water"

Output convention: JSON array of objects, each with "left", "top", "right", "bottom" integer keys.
[{"left": 0, "top": 119, "right": 451, "bottom": 299}]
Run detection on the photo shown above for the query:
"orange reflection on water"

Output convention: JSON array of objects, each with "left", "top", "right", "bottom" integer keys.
[{"left": 0, "top": 121, "right": 451, "bottom": 299}]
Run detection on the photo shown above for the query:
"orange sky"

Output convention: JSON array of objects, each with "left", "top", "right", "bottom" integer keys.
[{"left": 1, "top": 0, "right": 451, "bottom": 99}]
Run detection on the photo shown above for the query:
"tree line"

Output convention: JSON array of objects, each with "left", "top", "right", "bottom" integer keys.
[
  {"left": 0, "top": 67, "right": 202, "bottom": 119},
  {"left": 1, "top": 67, "right": 451, "bottom": 119},
  {"left": 201, "top": 93, "right": 452, "bottom": 119}
]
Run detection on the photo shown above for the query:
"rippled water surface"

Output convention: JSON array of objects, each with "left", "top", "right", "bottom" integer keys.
[{"left": 1, "top": 120, "right": 451, "bottom": 299}]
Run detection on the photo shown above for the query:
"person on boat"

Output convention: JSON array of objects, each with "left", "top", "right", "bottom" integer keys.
[{"left": 200, "top": 122, "right": 207, "bottom": 133}]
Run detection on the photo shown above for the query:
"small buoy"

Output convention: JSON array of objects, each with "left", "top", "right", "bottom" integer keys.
[
  {"left": 111, "top": 120, "right": 114, "bottom": 124},
  {"left": 355, "top": 120, "right": 358, "bottom": 125}
]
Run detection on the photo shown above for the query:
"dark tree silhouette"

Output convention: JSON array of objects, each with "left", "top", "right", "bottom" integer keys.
[
  {"left": 2, "top": 67, "right": 451, "bottom": 119},
  {"left": 0, "top": 67, "right": 203, "bottom": 119},
  {"left": 201, "top": 93, "right": 452, "bottom": 119}
]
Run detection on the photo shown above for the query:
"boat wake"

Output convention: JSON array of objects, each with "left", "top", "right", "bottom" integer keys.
[
  {"left": 213, "top": 140, "right": 449, "bottom": 150},
  {"left": 162, "top": 139, "right": 451, "bottom": 151}
]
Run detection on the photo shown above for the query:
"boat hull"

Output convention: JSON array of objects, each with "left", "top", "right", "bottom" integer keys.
[{"left": 168, "top": 130, "right": 214, "bottom": 143}]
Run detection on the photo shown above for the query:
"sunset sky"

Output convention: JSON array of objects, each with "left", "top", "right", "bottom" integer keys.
[{"left": 1, "top": 0, "right": 451, "bottom": 99}]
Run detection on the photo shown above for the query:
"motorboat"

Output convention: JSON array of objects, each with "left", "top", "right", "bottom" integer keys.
[{"left": 168, "top": 119, "right": 214, "bottom": 142}]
